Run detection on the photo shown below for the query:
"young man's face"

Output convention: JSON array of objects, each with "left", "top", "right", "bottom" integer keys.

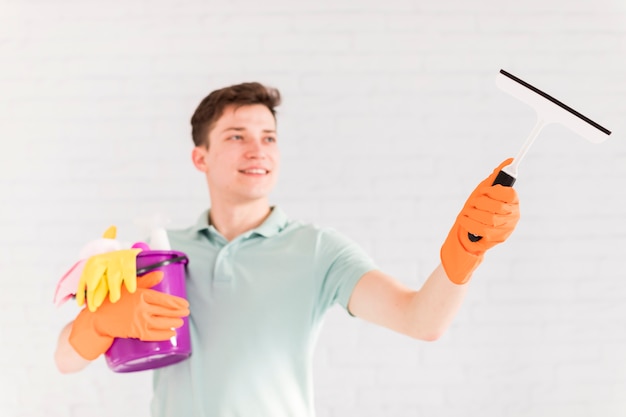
[{"left": 193, "top": 104, "right": 280, "bottom": 205}]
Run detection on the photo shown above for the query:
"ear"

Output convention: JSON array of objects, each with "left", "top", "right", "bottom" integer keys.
[{"left": 191, "top": 146, "right": 209, "bottom": 172}]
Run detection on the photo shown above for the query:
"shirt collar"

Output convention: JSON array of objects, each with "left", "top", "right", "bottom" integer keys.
[
  {"left": 250, "top": 206, "right": 288, "bottom": 238},
  {"left": 192, "top": 206, "right": 288, "bottom": 239},
  {"left": 192, "top": 209, "right": 211, "bottom": 234}
]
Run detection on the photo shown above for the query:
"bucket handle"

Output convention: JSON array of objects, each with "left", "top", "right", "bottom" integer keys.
[{"left": 136, "top": 255, "right": 188, "bottom": 276}]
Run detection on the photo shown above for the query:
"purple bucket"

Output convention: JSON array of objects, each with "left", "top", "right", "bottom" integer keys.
[{"left": 104, "top": 250, "right": 191, "bottom": 373}]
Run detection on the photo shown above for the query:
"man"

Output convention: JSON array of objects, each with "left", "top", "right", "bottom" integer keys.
[{"left": 55, "top": 82, "right": 519, "bottom": 416}]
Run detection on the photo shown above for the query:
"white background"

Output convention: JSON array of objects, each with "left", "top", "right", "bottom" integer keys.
[{"left": 1, "top": 0, "right": 625, "bottom": 416}]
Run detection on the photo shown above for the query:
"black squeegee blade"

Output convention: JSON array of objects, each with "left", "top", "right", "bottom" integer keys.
[{"left": 500, "top": 69, "right": 611, "bottom": 136}]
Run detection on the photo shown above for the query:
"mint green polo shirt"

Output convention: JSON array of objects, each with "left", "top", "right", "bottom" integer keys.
[{"left": 150, "top": 206, "right": 377, "bottom": 417}]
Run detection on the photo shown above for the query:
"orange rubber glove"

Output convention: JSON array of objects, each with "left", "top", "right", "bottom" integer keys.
[
  {"left": 69, "top": 271, "right": 190, "bottom": 361},
  {"left": 440, "top": 158, "right": 520, "bottom": 285}
]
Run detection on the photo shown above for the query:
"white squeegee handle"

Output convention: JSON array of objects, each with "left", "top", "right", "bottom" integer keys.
[{"left": 500, "top": 118, "right": 546, "bottom": 181}]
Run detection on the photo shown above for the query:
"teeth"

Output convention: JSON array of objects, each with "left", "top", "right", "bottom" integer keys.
[{"left": 242, "top": 169, "right": 267, "bottom": 174}]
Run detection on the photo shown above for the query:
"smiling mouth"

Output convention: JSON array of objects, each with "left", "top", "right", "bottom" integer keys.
[{"left": 239, "top": 169, "right": 269, "bottom": 175}]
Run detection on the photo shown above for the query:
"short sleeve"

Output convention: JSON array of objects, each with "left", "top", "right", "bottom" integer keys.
[{"left": 314, "top": 228, "right": 377, "bottom": 316}]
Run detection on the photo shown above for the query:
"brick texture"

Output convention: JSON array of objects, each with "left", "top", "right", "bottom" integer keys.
[{"left": 1, "top": 0, "right": 625, "bottom": 416}]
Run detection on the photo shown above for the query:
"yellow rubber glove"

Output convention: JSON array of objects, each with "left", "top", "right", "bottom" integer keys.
[
  {"left": 69, "top": 271, "right": 190, "bottom": 361},
  {"left": 76, "top": 226, "right": 142, "bottom": 312},
  {"left": 440, "top": 159, "right": 520, "bottom": 285}
]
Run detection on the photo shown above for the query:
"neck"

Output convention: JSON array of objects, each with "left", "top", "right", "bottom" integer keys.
[{"left": 208, "top": 198, "right": 272, "bottom": 241}]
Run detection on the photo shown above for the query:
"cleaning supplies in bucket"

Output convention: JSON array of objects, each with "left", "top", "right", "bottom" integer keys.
[{"left": 55, "top": 223, "right": 192, "bottom": 372}]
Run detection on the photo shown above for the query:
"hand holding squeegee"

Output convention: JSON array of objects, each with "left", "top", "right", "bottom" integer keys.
[
  {"left": 442, "top": 69, "right": 612, "bottom": 285},
  {"left": 467, "top": 69, "right": 612, "bottom": 242},
  {"left": 441, "top": 158, "right": 520, "bottom": 285}
]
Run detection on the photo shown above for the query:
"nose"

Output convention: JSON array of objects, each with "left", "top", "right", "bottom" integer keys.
[{"left": 244, "top": 138, "right": 267, "bottom": 159}]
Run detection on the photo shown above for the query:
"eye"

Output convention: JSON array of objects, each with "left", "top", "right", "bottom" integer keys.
[
  {"left": 265, "top": 136, "right": 277, "bottom": 143},
  {"left": 229, "top": 135, "right": 244, "bottom": 141}
]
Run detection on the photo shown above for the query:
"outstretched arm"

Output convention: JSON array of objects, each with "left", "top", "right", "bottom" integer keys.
[{"left": 348, "top": 159, "right": 519, "bottom": 340}]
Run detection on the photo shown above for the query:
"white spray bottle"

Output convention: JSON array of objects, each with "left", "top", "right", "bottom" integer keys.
[{"left": 134, "top": 213, "right": 172, "bottom": 250}]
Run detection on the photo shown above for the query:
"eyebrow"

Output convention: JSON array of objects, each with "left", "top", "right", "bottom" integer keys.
[{"left": 220, "top": 127, "right": 276, "bottom": 134}]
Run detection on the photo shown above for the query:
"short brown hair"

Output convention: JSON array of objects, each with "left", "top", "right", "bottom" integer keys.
[{"left": 190, "top": 82, "right": 281, "bottom": 147}]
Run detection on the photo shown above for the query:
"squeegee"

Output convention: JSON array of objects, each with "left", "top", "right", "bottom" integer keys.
[{"left": 469, "top": 69, "right": 612, "bottom": 242}]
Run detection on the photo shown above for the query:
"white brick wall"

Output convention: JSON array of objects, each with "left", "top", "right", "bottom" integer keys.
[{"left": 1, "top": 0, "right": 625, "bottom": 415}]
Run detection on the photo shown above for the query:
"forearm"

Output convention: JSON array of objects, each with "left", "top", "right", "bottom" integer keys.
[
  {"left": 54, "top": 321, "right": 92, "bottom": 374},
  {"left": 406, "top": 263, "right": 469, "bottom": 341},
  {"left": 349, "top": 264, "right": 470, "bottom": 341}
]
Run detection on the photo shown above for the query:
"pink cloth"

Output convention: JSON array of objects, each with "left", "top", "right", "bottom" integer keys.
[{"left": 53, "top": 259, "right": 87, "bottom": 307}]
